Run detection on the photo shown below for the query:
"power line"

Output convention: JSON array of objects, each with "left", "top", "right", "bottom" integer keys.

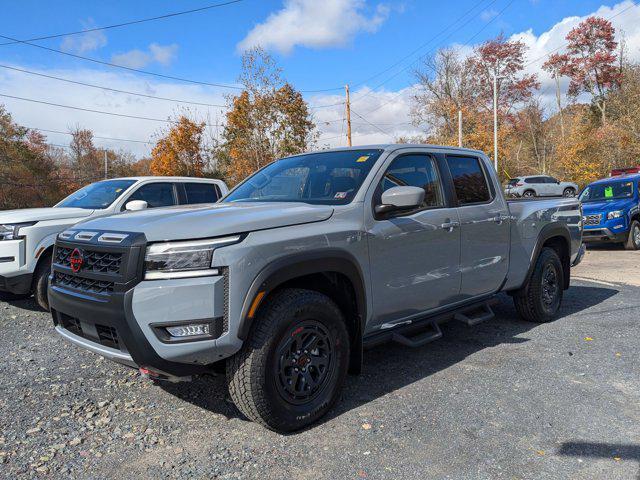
[
  {"left": 309, "top": 0, "right": 499, "bottom": 110},
  {"left": 0, "top": 92, "right": 220, "bottom": 126},
  {"left": 0, "top": 0, "right": 245, "bottom": 46},
  {"left": 30, "top": 127, "right": 154, "bottom": 145},
  {"left": 0, "top": 32, "right": 244, "bottom": 90},
  {"left": 0, "top": 63, "right": 227, "bottom": 107},
  {"left": 350, "top": 108, "right": 394, "bottom": 138}
]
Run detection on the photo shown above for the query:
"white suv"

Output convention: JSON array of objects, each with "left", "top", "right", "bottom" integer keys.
[
  {"left": 0, "top": 176, "right": 228, "bottom": 310},
  {"left": 505, "top": 175, "right": 578, "bottom": 198}
]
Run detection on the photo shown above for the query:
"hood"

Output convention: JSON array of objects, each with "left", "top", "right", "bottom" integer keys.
[
  {"left": 0, "top": 207, "right": 95, "bottom": 224},
  {"left": 74, "top": 202, "right": 335, "bottom": 241},
  {"left": 582, "top": 198, "right": 634, "bottom": 214}
]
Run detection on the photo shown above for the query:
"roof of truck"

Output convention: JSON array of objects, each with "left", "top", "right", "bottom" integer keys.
[
  {"left": 591, "top": 173, "right": 640, "bottom": 184},
  {"left": 315, "top": 144, "right": 486, "bottom": 155},
  {"left": 99, "top": 176, "right": 225, "bottom": 182}
]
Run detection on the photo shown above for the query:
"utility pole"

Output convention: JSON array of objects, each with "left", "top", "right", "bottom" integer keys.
[
  {"left": 345, "top": 84, "right": 352, "bottom": 147},
  {"left": 492, "top": 72, "right": 499, "bottom": 172},
  {"left": 104, "top": 150, "right": 108, "bottom": 179},
  {"left": 458, "top": 109, "right": 463, "bottom": 147}
]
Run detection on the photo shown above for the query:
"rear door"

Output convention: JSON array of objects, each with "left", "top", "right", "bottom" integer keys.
[
  {"left": 180, "top": 182, "right": 222, "bottom": 205},
  {"left": 445, "top": 155, "right": 510, "bottom": 298},
  {"left": 366, "top": 151, "right": 461, "bottom": 329}
]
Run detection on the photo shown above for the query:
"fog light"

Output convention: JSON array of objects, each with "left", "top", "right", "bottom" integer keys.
[{"left": 165, "top": 323, "right": 210, "bottom": 338}]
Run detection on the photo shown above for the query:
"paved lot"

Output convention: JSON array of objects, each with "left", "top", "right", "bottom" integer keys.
[{"left": 1, "top": 248, "right": 639, "bottom": 479}]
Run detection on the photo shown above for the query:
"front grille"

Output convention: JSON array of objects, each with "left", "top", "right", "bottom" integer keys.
[
  {"left": 96, "top": 325, "right": 120, "bottom": 350},
  {"left": 583, "top": 214, "right": 602, "bottom": 226},
  {"left": 54, "top": 272, "right": 114, "bottom": 295},
  {"left": 58, "top": 313, "right": 122, "bottom": 351},
  {"left": 55, "top": 247, "right": 123, "bottom": 274}
]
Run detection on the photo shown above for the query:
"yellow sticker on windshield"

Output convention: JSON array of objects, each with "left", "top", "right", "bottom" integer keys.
[
  {"left": 604, "top": 186, "right": 613, "bottom": 198},
  {"left": 356, "top": 155, "right": 370, "bottom": 163},
  {"left": 116, "top": 188, "right": 123, "bottom": 193}
]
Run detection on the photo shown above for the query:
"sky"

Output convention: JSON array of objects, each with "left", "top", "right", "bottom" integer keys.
[{"left": 1, "top": 0, "right": 639, "bottom": 157}]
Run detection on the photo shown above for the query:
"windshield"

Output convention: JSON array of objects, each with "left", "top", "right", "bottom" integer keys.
[
  {"left": 507, "top": 178, "right": 520, "bottom": 186},
  {"left": 224, "top": 149, "right": 383, "bottom": 205},
  {"left": 56, "top": 179, "right": 136, "bottom": 209},
  {"left": 579, "top": 181, "right": 635, "bottom": 203}
]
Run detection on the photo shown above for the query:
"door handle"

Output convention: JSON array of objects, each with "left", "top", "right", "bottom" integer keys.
[
  {"left": 441, "top": 221, "right": 460, "bottom": 231},
  {"left": 492, "top": 215, "right": 509, "bottom": 224}
]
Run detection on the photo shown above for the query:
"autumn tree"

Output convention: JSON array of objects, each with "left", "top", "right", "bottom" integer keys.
[
  {"left": 220, "top": 47, "right": 315, "bottom": 185},
  {"left": 542, "top": 53, "right": 571, "bottom": 139},
  {"left": 0, "top": 106, "right": 68, "bottom": 209},
  {"left": 150, "top": 115, "right": 208, "bottom": 176},
  {"left": 563, "top": 17, "right": 621, "bottom": 125}
]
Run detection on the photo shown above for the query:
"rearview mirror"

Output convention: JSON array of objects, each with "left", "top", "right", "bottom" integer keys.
[
  {"left": 125, "top": 200, "right": 148, "bottom": 211},
  {"left": 375, "top": 186, "right": 425, "bottom": 215}
]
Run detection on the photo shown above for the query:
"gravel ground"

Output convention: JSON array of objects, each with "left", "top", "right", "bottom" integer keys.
[{"left": 1, "top": 248, "right": 639, "bottom": 479}]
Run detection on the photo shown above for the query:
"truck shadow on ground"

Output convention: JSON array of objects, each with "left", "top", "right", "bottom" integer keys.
[
  {"left": 558, "top": 441, "right": 640, "bottom": 480},
  {"left": 160, "top": 285, "right": 619, "bottom": 431}
]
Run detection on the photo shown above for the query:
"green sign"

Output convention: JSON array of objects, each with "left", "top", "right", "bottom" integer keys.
[{"left": 604, "top": 186, "right": 613, "bottom": 198}]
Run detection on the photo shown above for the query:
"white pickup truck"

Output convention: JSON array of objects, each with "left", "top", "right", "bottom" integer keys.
[{"left": 0, "top": 176, "right": 227, "bottom": 310}]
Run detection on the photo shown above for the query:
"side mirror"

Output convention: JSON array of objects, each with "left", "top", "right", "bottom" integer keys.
[
  {"left": 125, "top": 200, "right": 148, "bottom": 211},
  {"left": 375, "top": 186, "right": 425, "bottom": 215}
]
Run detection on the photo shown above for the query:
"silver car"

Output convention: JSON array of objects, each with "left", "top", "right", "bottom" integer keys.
[{"left": 505, "top": 175, "right": 578, "bottom": 198}]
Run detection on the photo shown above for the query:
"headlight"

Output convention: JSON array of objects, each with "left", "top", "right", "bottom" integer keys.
[
  {"left": 0, "top": 222, "right": 37, "bottom": 241},
  {"left": 144, "top": 235, "right": 241, "bottom": 280},
  {"left": 607, "top": 210, "right": 624, "bottom": 220}
]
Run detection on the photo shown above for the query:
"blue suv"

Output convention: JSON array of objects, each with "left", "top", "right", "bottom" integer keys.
[{"left": 580, "top": 174, "right": 640, "bottom": 250}]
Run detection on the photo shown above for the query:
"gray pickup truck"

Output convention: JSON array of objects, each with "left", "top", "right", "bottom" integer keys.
[{"left": 49, "top": 145, "right": 583, "bottom": 432}]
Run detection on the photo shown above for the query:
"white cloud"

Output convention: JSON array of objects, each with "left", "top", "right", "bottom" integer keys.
[
  {"left": 480, "top": 9, "right": 499, "bottom": 22},
  {"left": 112, "top": 43, "right": 179, "bottom": 69},
  {"left": 60, "top": 19, "right": 107, "bottom": 54},
  {"left": 0, "top": 65, "right": 229, "bottom": 157},
  {"left": 238, "top": 0, "right": 390, "bottom": 54}
]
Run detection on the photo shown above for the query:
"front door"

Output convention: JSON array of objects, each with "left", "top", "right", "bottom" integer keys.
[
  {"left": 445, "top": 155, "right": 510, "bottom": 298},
  {"left": 366, "top": 152, "right": 462, "bottom": 329}
]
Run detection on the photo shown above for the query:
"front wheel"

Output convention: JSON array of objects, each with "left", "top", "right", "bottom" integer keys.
[
  {"left": 625, "top": 220, "right": 640, "bottom": 250},
  {"left": 227, "top": 288, "right": 350, "bottom": 432},
  {"left": 33, "top": 253, "right": 52, "bottom": 311},
  {"left": 563, "top": 187, "right": 576, "bottom": 197},
  {"left": 514, "top": 247, "right": 564, "bottom": 323}
]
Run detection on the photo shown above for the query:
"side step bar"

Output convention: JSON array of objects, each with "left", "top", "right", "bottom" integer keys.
[
  {"left": 392, "top": 323, "right": 442, "bottom": 348},
  {"left": 363, "top": 297, "right": 498, "bottom": 349},
  {"left": 454, "top": 303, "right": 495, "bottom": 326}
]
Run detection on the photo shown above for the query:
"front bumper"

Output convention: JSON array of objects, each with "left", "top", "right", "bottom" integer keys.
[
  {"left": 49, "top": 233, "right": 234, "bottom": 378},
  {"left": 582, "top": 227, "right": 628, "bottom": 243},
  {"left": 0, "top": 273, "right": 33, "bottom": 294}
]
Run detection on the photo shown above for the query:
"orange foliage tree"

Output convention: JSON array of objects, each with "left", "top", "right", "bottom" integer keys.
[{"left": 150, "top": 115, "right": 208, "bottom": 177}]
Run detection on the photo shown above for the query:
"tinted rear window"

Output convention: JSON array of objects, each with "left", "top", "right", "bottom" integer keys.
[
  {"left": 184, "top": 183, "right": 220, "bottom": 204},
  {"left": 446, "top": 156, "right": 491, "bottom": 205}
]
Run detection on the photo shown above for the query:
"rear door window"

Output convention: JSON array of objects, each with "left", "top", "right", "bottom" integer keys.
[
  {"left": 446, "top": 156, "right": 492, "bottom": 205},
  {"left": 126, "top": 183, "right": 176, "bottom": 208},
  {"left": 183, "top": 183, "right": 221, "bottom": 204}
]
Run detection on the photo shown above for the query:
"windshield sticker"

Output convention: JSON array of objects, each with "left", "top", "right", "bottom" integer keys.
[
  {"left": 356, "top": 155, "right": 370, "bottom": 163},
  {"left": 604, "top": 186, "right": 613, "bottom": 198},
  {"left": 334, "top": 192, "right": 348, "bottom": 199},
  {"left": 115, "top": 188, "right": 123, "bottom": 193}
]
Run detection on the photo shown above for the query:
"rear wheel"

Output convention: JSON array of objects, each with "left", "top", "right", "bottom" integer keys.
[
  {"left": 625, "top": 220, "right": 640, "bottom": 250},
  {"left": 563, "top": 187, "right": 576, "bottom": 197},
  {"left": 514, "top": 247, "right": 564, "bottom": 323},
  {"left": 523, "top": 190, "right": 536, "bottom": 198},
  {"left": 227, "top": 288, "right": 350, "bottom": 432},
  {"left": 33, "top": 252, "right": 52, "bottom": 311}
]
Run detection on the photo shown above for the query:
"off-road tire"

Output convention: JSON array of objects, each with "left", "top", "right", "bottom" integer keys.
[
  {"left": 226, "top": 288, "right": 349, "bottom": 432},
  {"left": 33, "top": 252, "right": 52, "bottom": 311},
  {"left": 514, "top": 247, "right": 564, "bottom": 323},
  {"left": 563, "top": 187, "right": 576, "bottom": 197},
  {"left": 625, "top": 220, "right": 640, "bottom": 250},
  {"left": 523, "top": 190, "right": 536, "bottom": 198}
]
